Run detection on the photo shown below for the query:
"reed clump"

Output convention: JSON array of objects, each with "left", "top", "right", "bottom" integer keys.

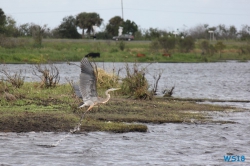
[
  {"left": 121, "top": 63, "right": 152, "bottom": 100},
  {"left": 95, "top": 68, "right": 119, "bottom": 90}
]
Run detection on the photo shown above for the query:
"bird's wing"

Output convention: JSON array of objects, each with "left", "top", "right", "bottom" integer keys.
[
  {"left": 72, "top": 82, "right": 82, "bottom": 98},
  {"left": 79, "top": 58, "right": 98, "bottom": 102}
]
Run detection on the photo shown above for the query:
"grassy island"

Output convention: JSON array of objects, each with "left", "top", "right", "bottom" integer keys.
[{"left": 0, "top": 82, "right": 241, "bottom": 133}]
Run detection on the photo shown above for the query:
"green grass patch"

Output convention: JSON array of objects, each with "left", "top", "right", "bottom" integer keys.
[{"left": 0, "top": 38, "right": 249, "bottom": 63}]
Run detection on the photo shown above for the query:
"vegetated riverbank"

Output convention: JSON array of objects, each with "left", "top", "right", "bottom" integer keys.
[
  {"left": 0, "top": 83, "right": 243, "bottom": 133},
  {"left": 0, "top": 38, "right": 249, "bottom": 63}
]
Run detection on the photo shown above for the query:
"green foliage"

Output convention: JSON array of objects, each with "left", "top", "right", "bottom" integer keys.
[
  {"left": 215, "top": 41, "right": 226, "bottom": 57},
  {"left": 17, "top": 23, "right": 32, "bottom": 36},
  {"left": 158, "top": 36, "right": 176, "bottom": 53},
  {"left": 105, "top": 16, "right": 123, "bottom": 36},
  {"left": 56, "top": 15, "right": 81, "bottom": 39},
  {"left": 209, "top": 44, "right": 216, "bottom": 56},
  {"left": 76, "top": 12, "right": 103, "bottom": 38},
  {"left": 199, "top": 40, "right": 218, "bottom": 56},
  {"left": 149, "top": 40, "right": 160, "bottom": 53},
  {"left": 105, "top": 16, "right": 138, "bottom": 37},
  {"left": 0, "top": 39, "right": 250, "bottom": 63},
  {"left": 118, "top": 41, "right": 126, "bottom": 51},
  {"left": 110, "top": 48, "right": 119, "bottom": 53},
  {"left": 122, "top": 19, "right": 138, "bottom": 35},
  {"left": 0, "top": 8, "right": 6, "bottom": 33},
  {"left": 144, "top": 28, "right": 166, "bottom": 40},
  {"left": 96, "top": 31, "right": 112, "bottom": 39},
  {"left": 3, "top": 16, "right": 18, "bottom": 37},
  {"left": 178, "top": 36, "right": 195, "bottom": 53},
  {"left": 121, "top": 63, "right": 152, "bottom": 100},
  {"left": 31, "top": 24, "right": 48, "bottom": 47},
  {"left": 200, "top": 40, "right": 210, "bottom": 54}
]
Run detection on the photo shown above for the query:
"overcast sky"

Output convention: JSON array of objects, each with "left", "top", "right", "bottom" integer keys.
[{"left": 1, "top": 0, "right": 250, "bottom": 32}]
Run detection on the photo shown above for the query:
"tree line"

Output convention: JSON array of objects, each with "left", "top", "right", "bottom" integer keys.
[{"left": 0, "top": 8, "right": 250, "bottom": 41}]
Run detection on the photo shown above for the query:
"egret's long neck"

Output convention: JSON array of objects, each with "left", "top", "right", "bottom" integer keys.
[{"left": 102, "top": 90, "right": 111, "bottom": 103}]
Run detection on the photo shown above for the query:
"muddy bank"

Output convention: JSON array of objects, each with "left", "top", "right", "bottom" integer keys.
[{"left": 0, "top": 97, "right": 241, "bottom": 133}]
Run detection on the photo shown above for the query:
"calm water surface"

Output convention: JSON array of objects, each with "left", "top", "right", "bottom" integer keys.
[{"left": 0, "top": 61, "right": 249, "bottom": 165}]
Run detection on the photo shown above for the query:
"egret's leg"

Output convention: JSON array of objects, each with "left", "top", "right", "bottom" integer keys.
[{"left": 86, "top": 105, "right": 94, "bottom": 112}]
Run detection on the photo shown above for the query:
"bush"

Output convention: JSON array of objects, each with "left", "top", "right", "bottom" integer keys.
[
  {"left": 121, "top": 63, "right": 152, "bottom": 100},
  {"left": 149, "top": 40, "right": 160, "bottom": 53},
  {"left": 95, "top": 68, "right": 119, "bottom": 90},
  {"left": 209, "top": 44, "right": 216, "bottom": 56},
  {"left": 0, "top": 69, "right": 25, "bottom": 88},
  {"left": 178, "top": 36, "right": 195, "bottom": 53},
  {"left": 157, "top": 36, "right": 176, "bottom": 53},
  {"left": 118, "top": 41, "right": 126, "bottom": 51},
  {"left": 200, "top": 40, "right": 210, "bottom": 55},
  {"left": 32, "top": 64, "right": 60, "bottom": 88},
  {"left": 215, "top": 41, "right": 226, "bottom": 58}
]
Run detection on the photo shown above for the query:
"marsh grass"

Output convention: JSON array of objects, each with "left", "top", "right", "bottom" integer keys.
[{"left": 85, "top": 97, "right": 235, "bottom": 124}]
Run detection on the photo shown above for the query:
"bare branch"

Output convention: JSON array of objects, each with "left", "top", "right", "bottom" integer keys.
[
  {"left": 0, "top": 69, "right": 25, "bottom": 88},
  {"left": 32, "top": 64, "right": 60, "bottom": 88}
]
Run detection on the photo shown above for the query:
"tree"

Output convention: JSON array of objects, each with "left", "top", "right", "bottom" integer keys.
[
  {"left": 217, "top": 24, "right": 227, "bottom": 39},
  {"left": 17, "top": 23, "right": 32, "bottom": 36},
  {"left": 189, "top": 24, "right": 209, "bottom": 39},
  {"left": 0, "top": 8, "right": 7, "bottom": 33},
  {"left": 239, "top": 25, "right": 250, "bottom": 41},
  {"left": 228, "top": 25, "right": 237, "bottom": 39},
  {"left": 57, "top": 15, "right": 80, "bottom": 39},
  {"left": 105, "top": 16, "right": 123, "bottom": 36},
  {"left": 76, "top": 12, "right": 103, "bottom": 38},
  {"left": 122, "top": 19, "right": 138, "bottom": 35},
  {"left": 4, "top": 16, "right": 18, "bottom": 36},
  {"left": 215, "top": 41, "right": 226, "bottom": 58},
  {"left": 31, "top": 24, "right": 48, "bottom": 47},
  {"left": 144, "top": 28, "right": 166, "bottom": 40}
]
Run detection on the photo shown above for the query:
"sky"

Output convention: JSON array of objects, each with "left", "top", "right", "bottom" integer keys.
[{"left": 1, "top": 0, "right": 250, "bottom": 32}]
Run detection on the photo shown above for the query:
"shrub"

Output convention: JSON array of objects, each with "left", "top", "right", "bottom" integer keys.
[
  {"left": 121, "top": 63, "right": 152, "bottom": 100},
  {"left": 32, "top": 64, "right": 60, "bottom": 88},
  {"left": 200, "top": 40, "right": 210, "bottom": 55},
  {"left": 215, "top": 41, "right": 226, "bottom": 58},
  {"left": 209, "top": 44, "right": 216, "bottom": 56},
  {"left": 95, "top": 68, "right": 119, "bottom": 90},
  {"left": 149, "top": 40, "right": 160, "bottom": 53},
  {"left": 0, "top": 69, "right": 25, "bottom": 88},
  {"left": 178, "top": 36, "right": 195, "bottom": 53},
  {"left": 158, "top": 36, "right": 176, "bottom": 53},
  {"left": 118, "top": 41, "right": 125, "bottom": 51}
]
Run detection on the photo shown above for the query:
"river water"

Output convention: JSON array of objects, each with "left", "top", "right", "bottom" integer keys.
[{"left": 0, "top": 61, "right": 250, "bottom": 165}]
